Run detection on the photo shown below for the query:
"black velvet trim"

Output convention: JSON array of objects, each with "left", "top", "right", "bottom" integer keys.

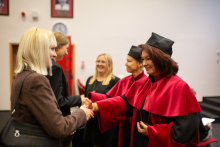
[
  {"left": 106, "top": 95, "right": 111, "bottom": 98},
  {"left": 121, "top": 95, "right": 133, "bottom": 118},
  {"left": 149, "top": 75, "right": 156, "bottom": 83}
]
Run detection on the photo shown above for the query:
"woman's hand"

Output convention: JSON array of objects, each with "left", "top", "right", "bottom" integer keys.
[
  {"left": 206, "top": 123, "right": 212, "bottom": 128},
  {"left": 80, "top": 105, "right": 94, "bottom": 121},
  {"left": 84, "top": 102, "right": 99, "bottom": 112},
  {"left": 91, "top": 103, "right": 99, "bottom": 112},
  {"left": 81, "top": 97, "right": 92, "bottom": 107},
  {"left": 137, "top": 121, "right": 148, "bottom": 136}
]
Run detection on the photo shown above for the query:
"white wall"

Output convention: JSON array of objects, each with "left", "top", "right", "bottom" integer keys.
[{"left": 0, "top": 0, "right": 220, "bottom": 110}]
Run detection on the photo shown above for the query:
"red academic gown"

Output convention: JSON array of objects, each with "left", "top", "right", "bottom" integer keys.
[
  {"left": 88, "top": 71, "right": 147, "bottom": 147},
  {"left": 92, "top": 75, "right": 201, "bottom": 147}
]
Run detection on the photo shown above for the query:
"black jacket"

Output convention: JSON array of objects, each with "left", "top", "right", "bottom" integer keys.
[{"left": 47, "top": 59, "right": 82, "bottom": 117}]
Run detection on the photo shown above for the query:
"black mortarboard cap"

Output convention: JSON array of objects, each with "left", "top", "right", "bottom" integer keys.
[
  {"left": 146, "top": 32, "right": 174, "bottom": 57},
  {"left": 127, "top": 45, "right": 142, "bottom": 63}
]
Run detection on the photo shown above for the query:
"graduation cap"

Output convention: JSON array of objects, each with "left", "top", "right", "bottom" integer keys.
[
  {"left": 127, "top": 45, "right": 142, "bottom": 63},
  {"left": 146, "top": 32, "right": 174, "bottom": 57}
]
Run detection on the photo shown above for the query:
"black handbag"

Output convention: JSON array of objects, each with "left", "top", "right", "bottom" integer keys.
[{"left": 0, "top": 72, "right": 59, "bottom": 147}]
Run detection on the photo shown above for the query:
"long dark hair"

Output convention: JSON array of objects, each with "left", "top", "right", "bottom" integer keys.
[{"left": 139, "top": 44, "right": 178, "bottom": 77}]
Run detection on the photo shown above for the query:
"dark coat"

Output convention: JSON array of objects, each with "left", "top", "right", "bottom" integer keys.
[
  {"left": 47, "top": 59, "right": 82, "bottom": 117},
  {"left": 10, "top": 69, "right": 87, "bottom": 147}
]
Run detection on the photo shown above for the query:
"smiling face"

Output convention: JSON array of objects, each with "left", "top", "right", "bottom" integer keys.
[
  {"left": 96, "top": 55, "right": 108, "bottom": 75},
  {"left": 55, "top": 44, "right": 68, "bottom": 61},
  {"left": 47, "top": 46, "right": 57, "bottom": 68},
  {"left": 125, "top": 55, "right": 141, "bottom": 74},
  {"left": 142, "top": 49, "right": 159, "bottom": 77}
]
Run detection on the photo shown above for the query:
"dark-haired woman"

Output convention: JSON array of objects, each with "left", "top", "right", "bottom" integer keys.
[{"left": 89, "top": 33, "right": 201, "bottom": 147}]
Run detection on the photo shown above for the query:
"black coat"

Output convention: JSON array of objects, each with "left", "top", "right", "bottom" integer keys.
[{"left": 47, "top": 59, "right": 82, "bottom": 116}]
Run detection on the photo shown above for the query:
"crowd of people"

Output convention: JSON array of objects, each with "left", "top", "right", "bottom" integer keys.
[{"left": 6, "top": 27, "right": 213, "bottom": 147}]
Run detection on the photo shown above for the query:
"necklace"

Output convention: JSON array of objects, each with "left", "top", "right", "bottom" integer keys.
[{"left": 93, "top": 80, "right": 102, "bottom": 92}]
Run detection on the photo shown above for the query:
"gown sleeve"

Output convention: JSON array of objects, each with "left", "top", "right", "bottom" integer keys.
[
  {"left": 96, "top": 95, "right": 132, "bottom": 133},
  {"left": 147, "top": 113, "right": 200, "bottom": 147},
  {"left": 88, "top": 92, "right": 108, "bottom": 102}
]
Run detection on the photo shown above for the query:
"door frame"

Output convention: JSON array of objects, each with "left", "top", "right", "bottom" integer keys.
[{"left": 9, "top": 43, "right": 19, "bottom": 92}]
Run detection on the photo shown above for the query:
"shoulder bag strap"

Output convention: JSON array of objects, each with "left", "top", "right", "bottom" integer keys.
[{"left": 12, "top": 72, "right": 34, "bottom": 115}]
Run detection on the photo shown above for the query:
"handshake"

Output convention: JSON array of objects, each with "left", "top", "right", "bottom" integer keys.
[
  {"left": 79, "top": 95, "right": 98, "bottom": 121},
  {"left": 70, "top": 96, "right": 96, "bottom": 135}
]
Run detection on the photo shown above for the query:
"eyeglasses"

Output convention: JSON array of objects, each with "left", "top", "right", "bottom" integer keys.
[{"left": 96, "top": 60, "right": 106, "bottom": 64}]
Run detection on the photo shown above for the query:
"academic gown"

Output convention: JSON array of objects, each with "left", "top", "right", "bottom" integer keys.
[
  {"left": 88, "top": 71, "right": 147, "bottom": 147},
  {"left": 92, "top": 75, "right": 201, "bottom": 147}
]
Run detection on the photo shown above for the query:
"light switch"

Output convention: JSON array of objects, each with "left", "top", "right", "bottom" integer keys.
[{"left": 32, "top": 11, "right": 38, "bottom": 19}]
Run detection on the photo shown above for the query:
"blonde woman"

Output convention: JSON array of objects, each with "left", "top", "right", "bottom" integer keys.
[
  {"left": 81, "top": 53, "right": 120, "bottom": 147},
  {"left": 11, "top": 27, "right": 94, "bottom": 147}
]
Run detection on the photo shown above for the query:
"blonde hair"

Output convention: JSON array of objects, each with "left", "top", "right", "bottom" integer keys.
[
  {"left": 15, "top": 27, "right": 57, "bottom": 75},
  {"left": 53, "top": 32, "right": 69, "bottom": 50},
  {"left": 89, "top": 53, "right": 115, "bottom": 85}
]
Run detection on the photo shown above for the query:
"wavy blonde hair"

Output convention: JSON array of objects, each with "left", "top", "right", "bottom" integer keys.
[
  {"left": 89, "top": 53, "right": 115, "bottom": 85},
  {"left": 15, "top": 27, "right": 57, "bottom": 75}
]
